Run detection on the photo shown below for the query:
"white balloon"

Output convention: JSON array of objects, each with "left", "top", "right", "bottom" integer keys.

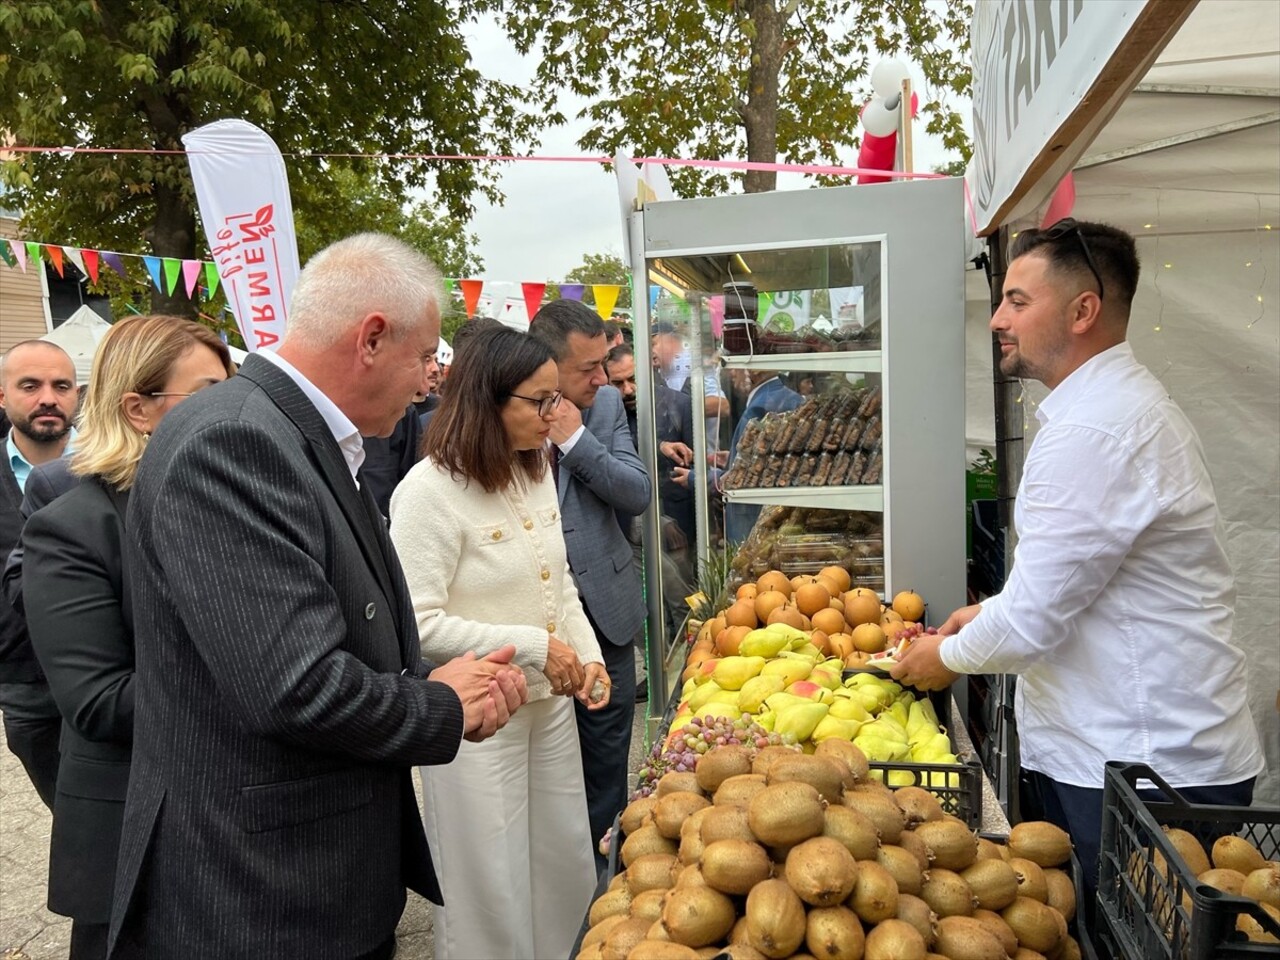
[
  {"left": 871, "top": 58, "right": 911, "bottom": 101},
  {"left": 861, "top": 97, "right": 900, "bottom": 138}
]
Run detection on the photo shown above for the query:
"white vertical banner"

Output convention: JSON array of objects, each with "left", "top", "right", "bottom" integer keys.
[{"left": 183, "top": 119, "right": 299, "bottom": 351}]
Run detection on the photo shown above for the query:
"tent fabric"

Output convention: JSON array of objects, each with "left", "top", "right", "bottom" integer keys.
[
  {"left": 39, "top": 304, "right": 112, "bottom": 383},
  {"left": 967, "top": 0, "right": 1280, "bottom": 805}
]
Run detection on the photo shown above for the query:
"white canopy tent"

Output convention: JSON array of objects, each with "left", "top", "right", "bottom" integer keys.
[
  {"left": 39, "top": 305, "right": 112, "bottom": 383},
  {"left": 965, "top": 0, "right": 1279, "bottom": 804}
]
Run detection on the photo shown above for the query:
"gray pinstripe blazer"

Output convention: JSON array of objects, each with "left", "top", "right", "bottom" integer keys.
[{"left": 108, "top": 354, "right": 464, "bottom": 958}]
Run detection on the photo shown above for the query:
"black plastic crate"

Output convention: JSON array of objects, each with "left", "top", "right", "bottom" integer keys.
[
  {"left": 1098, "top": 762, "right": 1280, "bottom": 960},
  {"left": 970, "top": 498, "right": 1005, "bottom": 597},
  {"left": 866, "top": 754, "right": 984, "bottom": 828}
]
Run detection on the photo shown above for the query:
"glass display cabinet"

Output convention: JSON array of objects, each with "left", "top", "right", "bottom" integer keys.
[{"left": 626, "top": 178, "right": 967, "bottom": 707}]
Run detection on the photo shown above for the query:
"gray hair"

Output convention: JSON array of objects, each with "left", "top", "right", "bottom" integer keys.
[{"left": 286, "top": 233, "right": 444, "bottom": 350}]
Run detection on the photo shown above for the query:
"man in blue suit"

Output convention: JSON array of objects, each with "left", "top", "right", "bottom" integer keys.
[{"left": 530, "top": 301, "right": 651, "bottom": 869}]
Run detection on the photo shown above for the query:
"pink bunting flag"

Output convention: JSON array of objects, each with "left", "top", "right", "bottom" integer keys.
[
  {"left": 102, "top": 251, "right": 128, "bottom": 279},
  {"left": 521, "top": 282, "right": 546, "bottom": 322},
  {"left": 560, "top": 283, "right": 584, "bottom": 302},
  {"left": 591, "top": 284, "right": 621, "bottom": 320},
  {"left": 182, "top": 260, "right": 202, "bottom": 298},
  {"left": 82, "top": 249, "right": 101, "bottom": 284},
  {"left": 44, "top": 245, "right": 65, "bottom": 277},
  {"left": 459, "top": 279, "right": 484, "bottom": 318},
  {"left": 9, "top": 239, "right": 27, "bottom": 272}
]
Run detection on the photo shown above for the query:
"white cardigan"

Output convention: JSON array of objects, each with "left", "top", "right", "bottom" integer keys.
[{"left": 389, "top": 458, "right": 602, "bottom": 703}]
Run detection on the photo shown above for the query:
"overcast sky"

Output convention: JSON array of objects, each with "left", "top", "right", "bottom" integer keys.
[{"left": 458, "top": 18, "right": 971, "bottom": 285}]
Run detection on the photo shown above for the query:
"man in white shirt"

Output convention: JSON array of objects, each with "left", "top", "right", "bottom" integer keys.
[{"left": 893, "top": 219, "right": 1263, "bottom": 890}]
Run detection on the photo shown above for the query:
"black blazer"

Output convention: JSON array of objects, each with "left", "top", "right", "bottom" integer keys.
[
  {"left": 23, "top": 475, "right": 130, "bottom": 923},
  {"left": 107, "top": 354, "right": 466, "bottom": 958}
]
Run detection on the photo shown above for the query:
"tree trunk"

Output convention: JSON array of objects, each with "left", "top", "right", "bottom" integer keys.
[
  {"left": 742, "top": 0, "right": 783, "bottom": 194},
  {"left": 146, "top": 180, "right": 198, "bottom": 317}
]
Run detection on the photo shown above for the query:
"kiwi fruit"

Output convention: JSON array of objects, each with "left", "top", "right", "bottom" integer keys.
[
  {"left": 934, "top": 915, "right": 1008, "bottom": 960},
  {"left": 843, "top": 791, "right": 907, "bottom": 845},
  {"left": 715, "top": 945, "right": 769, "bottom": 960},
  {"left": 1237, "top": 903, "right": 1280, "bottom": 943},
  {"left": 609, "top": 872, "right": 629, "bottom": 892},
  {"left": 1198, "top": 867, "right": 1247, "bottom": 895},
  {"left": 847, "top": 777, "right": 896, "bottom": 802},
  {"left": 768, "top": 753, "right": 847, "bottom": 804},
  {"left": 814, "top": 739, "right": 870, "bottom": 784},
  {"left": 914, "top": 820, "right": 979, "bottom": 871},
  {"left": 1009, "top": 857, "right": 1049, "bottom": 902},
  {"left": 1008, "top": 822, "right": 1072, "bottom": 868},
  {"left": 624, "top": 943, "right": 699, "bottom": 960},
  {"left": 660, "top": 884, "right": 736, "bottom": 948},
  {"left": 629, "top": 889, "right": 668, "bottom": 923},
  {"left": 752, "top": 744, "right": 804, "bottom": 778},
  {"left": 896, "top": 893, "right": 939, "bottom": 947},
  {"left": 1163, "top": 827, "right": 1212, "bottom": 876},
  {"left": 748, "top": 781, "right": 826, "bottom": 847},
  {"left": 1243, "top": 866, "right": 1280, "bottom": 907},
  {"left": 975, "top": 837, "right": 1006, "bottom": 861},
  {"left": 745, "top": 879, "right": 808, "bottom": 959},
  {"left": 1043, "top": 867, "right": 1076, "bottom": 922},
  {"left": 784, "top": 836, "right": 859, "bottom": 906},
  {"left": 653, "top": 791, "right": 711, "bottom": 840},
  {"left": 849, "top": 859, "right": 900, "bottom": 923},
  {"left": 583, "top": 915, "right": 628, "bottom": 949},
  {"left": 961, "top": 857, "right": 1020, "bottom": 911},
  {"left": 728, "top": 915, "right": 751, "bottom": 945},
  {"left": 1012, "top": 950, "right": 1048, "bottom": 960},
  {"left": 1001, "top": 896, "right": 1063, "bottom": 955},
  {"left": 575, "top": 940, "right": 605, "bottom": 960},
  {"left": 621, "top": 796, "right": 659, "bottom": 835},
  {"left": 878, "top": 844, "right": 925, "bottom": 896},
  {"left": 920, "top": 867, "right": 977, "bottom": 917},
  {"left": 590, "top": 887, "right": 635, "bottom": 925},
  {"left": 627, "top": 854, "right": 679, "bottom": 895},
  {"left": 656, "top": 771, "right": 705, "bottom": 798},
  {"left": 714, "top": 773, "right": 768, "bottom": 807},
  {"left": 695, "top": 743, "right": 754, "bottom": 793},
  {"left": 804, "top": 905, "right": 865, "bottom": 960},
  {"left": 601, "top": 916, "right": 652, "bottom": 960},
  {"left": 1214, "top": 835, "right": 1267, "bottom": 875},
  {"left": 700, "top": 805, "right": 755, "bottom": 845},
  {"left": 647, "top": 920, "right": 671, "bottom": 941},
  {"left": 701, "top": 839, "right": 773, "bottom": 895},
  {"left": 677, "top": 825, "right": 706, "bottom": 866},
  {"left": 894, "top": 786, "right": 945, "bottom": 825},
  {"left": 971, "top": 907, "right": 1019, "bottom": 956},
  {"left": 823, "top": 805, "right": 882, "bottom": 861},
  {"left": 863, "top": 918, "right": 927, "bottom": 960},
  {"left": 623, "top": 823, "right": 679, "bottom": 867},
  {"left": 899, "top": 829, "right": 933, "bottom": 871}
]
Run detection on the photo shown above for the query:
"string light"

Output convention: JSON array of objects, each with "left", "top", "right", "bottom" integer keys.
[
  {"left": 1246, "top": 261, "right": 1253, "bottom": 267},
  {"left": 1163, "top": 263, "right": 1173, "bottom": 269},
  {"left": 1143, "top": 224, "right": 1154, "bottom": 229},
  {"left": 1153, "top": 325, "right": 1162, "bottom": 332}
]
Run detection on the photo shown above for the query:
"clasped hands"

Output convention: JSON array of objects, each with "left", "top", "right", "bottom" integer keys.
[
  {"left": 545, "top": 636, "right": 611, "bottom": 711},
  {"left": 431, "top": 645, "right": 528, "bottom": 742}
]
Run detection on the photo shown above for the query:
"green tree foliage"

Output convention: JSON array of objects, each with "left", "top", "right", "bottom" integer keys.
[
  {"left": 562, "top": 252, "right": 632, "bottom": 309},
  {"left": 0, "top": 0, "right": 535, "bottom": 316},
  {"left": 493, "top": 0, "right": 972, "bottom": 196}
]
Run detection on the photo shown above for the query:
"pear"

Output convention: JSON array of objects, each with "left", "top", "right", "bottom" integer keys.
[
  {"left": 737, "top": 675, "right": 786, "bottom": 713},
  {"left": 854, "top": 735, "right": 909, "bottom": 763},
  {"left": 686, "top": 681, "right": 725, "bottom": 713},
  {"left": 786, "top": 680, "right": 836, "bottom": 704},
  {"left": 773, "top": 702, "right": 831, "bottom": 742},
  {"left": 712, "top": 656, "right": 767, "bottom": 691},
  {"left": 808, "top": 664, "right": 843, "bottom": 691},
  {"left": 828, "top": 698, "right": 874, "bottom": 722},
  {"left": 811, "top": 714, "right": 865, "bottom": 743},
  {"left": 761, "top": 658, "right": 813, "bottom": 686},
  {"left": 738, "top": 628, "right": 791, "bottom": 659}
]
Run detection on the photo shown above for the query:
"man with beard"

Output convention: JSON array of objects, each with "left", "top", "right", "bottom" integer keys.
[{"left": 0, "top": 340, "right": 79, "bottom": 807}]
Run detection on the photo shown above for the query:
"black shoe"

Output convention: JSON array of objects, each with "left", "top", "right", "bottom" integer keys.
[{"left": 635, "top": 679, "right": 648, "bottom": 703}]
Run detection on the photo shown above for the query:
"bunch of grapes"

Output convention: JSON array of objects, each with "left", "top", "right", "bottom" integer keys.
[{"left": 630, "top": 713, "right": 795, "bottom": 800}]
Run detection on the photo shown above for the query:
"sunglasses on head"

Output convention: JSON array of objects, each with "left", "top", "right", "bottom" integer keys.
[{"left": 1042, "top": 218, "right": 1104, "bottom": 301}]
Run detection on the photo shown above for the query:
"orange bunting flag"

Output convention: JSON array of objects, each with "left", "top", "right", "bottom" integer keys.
[
  {"left": 44, "top": 245, "right": 65, "bottom": 277},
  {"left": 521, "top": 282, "right": 546, "bottom": 322},
  {"left": 459, "top": 279, "right": 484, "bottom": 319},
  {"left": 592, "top": 284, "right": 621, "bottom": 320},
  {"left": 82, "top": 249, "right": 101, "bottom": 284}
]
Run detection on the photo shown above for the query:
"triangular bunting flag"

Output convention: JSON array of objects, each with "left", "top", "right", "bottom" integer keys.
[
  {"left": 649, "top": 285, "right": 660, "bottom": 311},
  {"left": 8, "top": 239, "right": 26, "bottom": 272},
  {"left": 592, "top": 284, "right": 621, "bottom": 320},
  {"left": 560, "top": 283, "right": 584, "bottom": 302},
  {"left": 102, "top": 251, "right": 128, "bottom": 279},
  {"left": 204, "top": 262, "right": 221, "bottom": 299},
  {"left": 26, "top": 242, "right": 41, "bottom": 268},
  {"left": 163, "top": 258, "right": 182, "bottom": 296},
  {"left": 182, "top": 260, "right": 201, "bottom": 298},
  {"left": 142, "top": 256, "right": 164, "bottom": 291},
  {"left": 44, "top": 245, "right": 65, "bottom": 277},
  {"left": 63, "top": 246, "right": 87, "bottom": 278},
  {"left": 459, "top": 279, "right": 484, "bottom": 318},
  {"left": 0, "top": 243, "right": 14, "bottom": 269},
  {"left": 444, "top": 277, "right": 456, "bottom": 296},
  {"left": 82, "top": 249, "right": 101, "bottom": 284},
  {"left": 521, "top": 282, "right": 546, "bottom": 322}
]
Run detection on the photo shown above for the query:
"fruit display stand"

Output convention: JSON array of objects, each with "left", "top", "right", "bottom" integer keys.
[{"left": 1097, "top": 762, "right": 1280, "bottom": 959}]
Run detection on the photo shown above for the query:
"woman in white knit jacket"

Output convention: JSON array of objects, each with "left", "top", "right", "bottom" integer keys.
[{"left": 389, "top": 326, "right": 608, "bottom": 960}]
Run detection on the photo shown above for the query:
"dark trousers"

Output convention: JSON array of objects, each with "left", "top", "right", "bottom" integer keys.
[
  {"left": 575, "top": 629, "right": 637, "bottom": 872},
  {"left": 1021, "top": 768, "right": 1256, "bottom": 937},
  {"left": 0, "top": 679, "right": 62, "bottom": 809}
]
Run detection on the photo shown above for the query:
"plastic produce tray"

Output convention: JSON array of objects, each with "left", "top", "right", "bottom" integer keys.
[{"left": 1098, "top": 761, "right": 1280, "bottom": 960}]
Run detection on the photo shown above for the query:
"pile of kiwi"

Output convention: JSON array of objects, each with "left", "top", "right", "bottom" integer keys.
[{"left": 578, "top": 738, "right": 1086, "bottom": 960}]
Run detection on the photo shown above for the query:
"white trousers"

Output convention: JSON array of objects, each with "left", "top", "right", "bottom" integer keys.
[{"left": 420, "top": 694, "right": 597, "bottom": 960}]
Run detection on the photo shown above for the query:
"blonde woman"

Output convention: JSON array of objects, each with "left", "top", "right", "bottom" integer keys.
[{"left": 21, "top": 315, "right": 233, "bottom": 959}]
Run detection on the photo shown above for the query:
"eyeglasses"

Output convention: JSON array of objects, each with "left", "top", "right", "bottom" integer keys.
[
  {"left": 507, "top": 389, "right": 563, "bottom": 417},
  {"left": 1042, "top": 218, "right": 1104, "bottom": 301}
]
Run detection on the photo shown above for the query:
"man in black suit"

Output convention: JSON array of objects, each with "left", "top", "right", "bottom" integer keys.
[
  {"left": 0, "top": 339, "right": 79, "bottom": 808},
  {"left": 109, "top": 233, "right": 528, "bottom": 959}
]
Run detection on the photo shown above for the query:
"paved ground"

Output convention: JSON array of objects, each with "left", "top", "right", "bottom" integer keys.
[{"left": 1, "top": 702, "right": 653, "bottom": 959}]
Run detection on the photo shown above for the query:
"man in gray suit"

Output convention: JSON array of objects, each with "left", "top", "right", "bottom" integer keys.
[
  {"left": 110, "top": 234, "right": 527, "bottom": 959},
  {"left": 529, "top": 300, "right": 651, "bottom": 868}
]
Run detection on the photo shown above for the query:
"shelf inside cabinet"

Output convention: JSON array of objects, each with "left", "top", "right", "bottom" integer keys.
[
  {"left": 724, "top": 484, "right": 884, "bottom": 510},
  {"left": 720, "top": 350, "right": 882, "bottom": 373}
]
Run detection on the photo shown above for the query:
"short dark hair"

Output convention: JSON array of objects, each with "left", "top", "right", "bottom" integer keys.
[
  {"left": 1010, "top": 220, "right": 1140, "bottom": 313},
  {"left": 605, "top": 342, "right": 634, "bottom": 371},
  {"left": 528, "top": 299, "right": 605, "bottom": 360},
  {"left": 603, "top": 321, "right": 621, "bottom": 341},
  {"left": 423, "top": 326, "right": 553, "bottom": 493}
]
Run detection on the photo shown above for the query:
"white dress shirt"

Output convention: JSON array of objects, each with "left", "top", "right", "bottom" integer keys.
[
  {"left": 258, "top": 349, "right": 365, "bottom": 485},
  {"left": 941, "top": 343, "right": 1264, "bottom": 789}
]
